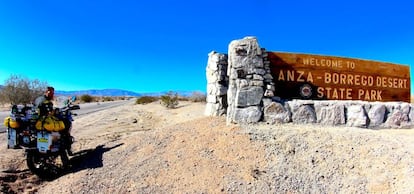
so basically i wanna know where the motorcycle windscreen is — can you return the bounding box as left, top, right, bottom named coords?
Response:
left=55, top=96, right=70, bottom=109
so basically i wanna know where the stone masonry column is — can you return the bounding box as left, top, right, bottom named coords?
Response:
left=205, top=51, right=228, bottom=116
left=226, top=37, right=265, bottom=124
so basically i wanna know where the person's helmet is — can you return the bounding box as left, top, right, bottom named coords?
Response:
left=45, top=86, right=55, bottom=100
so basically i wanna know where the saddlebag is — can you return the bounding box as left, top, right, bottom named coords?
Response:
left=3, top=116, right=20, bottom=128
left=35, top=116, right=65, bottom=132
left=4, top=117, right=21, bottom=149
left=7, top=128, right=19, bottom=149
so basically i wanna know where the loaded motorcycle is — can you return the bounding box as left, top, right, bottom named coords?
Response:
left=4, top=96, right=78, bottom=179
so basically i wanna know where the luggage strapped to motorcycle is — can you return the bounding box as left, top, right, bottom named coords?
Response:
left=7, top=117, right=11, bottom=128
left=35, top=115, right=65, bottom=132
left=4, top=116, right=19, bottom=129
left=40, top=116, right=46, bottom=131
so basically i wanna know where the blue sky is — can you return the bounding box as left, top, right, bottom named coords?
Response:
left=1, top=0, right=413, bottom=93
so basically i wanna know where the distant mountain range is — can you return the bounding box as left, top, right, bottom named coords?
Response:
left=55, top=89, right=143, bottom=97
left=55, top=89, right=204, bottom=97
left=0, top=85, right=203, bottom=97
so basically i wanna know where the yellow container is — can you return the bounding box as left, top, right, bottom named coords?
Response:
left=4, top=117, right=20, bottom=128
left=36, top=116, right=65, bottom=132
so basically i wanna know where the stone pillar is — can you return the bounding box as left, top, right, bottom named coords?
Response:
left=226, top=37, right=265, bottom=124
left=262, top=48, right=275, bottom=99
left=205, top=51, right=228, bottom=116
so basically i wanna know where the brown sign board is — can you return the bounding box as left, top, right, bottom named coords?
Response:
left=268, top=52, right=411, bottom=102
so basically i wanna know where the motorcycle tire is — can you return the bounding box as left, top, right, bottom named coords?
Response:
left=26, top=150, right=70, bottom=180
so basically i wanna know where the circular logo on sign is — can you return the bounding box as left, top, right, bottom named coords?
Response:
left=300, top=84, right=312, bottom=98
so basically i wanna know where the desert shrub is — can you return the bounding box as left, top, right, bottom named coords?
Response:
left=188, top=91, right=206, bottom=102
left=178, top=96, right=189, bottom=101
left=103, top=96, right=114, bottom=101
left=0, top=74, right=48, bottom=105
left=80, top=94, right=94, bottom=103
left=136, top=96, right=158, bottom=104
left=160, top=91, right=179, bottom=108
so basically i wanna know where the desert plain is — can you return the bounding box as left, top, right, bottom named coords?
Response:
left=1, top=100, right=414, bottom=193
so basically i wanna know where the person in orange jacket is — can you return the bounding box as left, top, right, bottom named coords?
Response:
left=34, top=86, right=55, bottom=117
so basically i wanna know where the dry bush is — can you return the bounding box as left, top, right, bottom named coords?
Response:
left=136, top=96, right=159, bottom=104
left=160, top=91, right=179, bottom=108
left=80, top=94, right=94, bottom=103
left=174, top=92, right=206, bottom=102
left=102, top=96, right=114, bottom=101
left=178, top=96, right=189, bottom=101
left=188, top=91, right=206, bottom=102
left=0, top=74, right=48, bottom=105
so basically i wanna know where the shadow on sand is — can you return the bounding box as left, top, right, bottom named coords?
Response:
left=0, top=143, right=124, bottom=192
left=68, top=143, right=124, bottom=173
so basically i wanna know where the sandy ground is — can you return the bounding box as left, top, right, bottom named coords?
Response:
left=1, top=100, right=414, bottom=193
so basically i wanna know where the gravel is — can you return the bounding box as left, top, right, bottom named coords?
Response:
left=1, top=101, right=414, bottom=193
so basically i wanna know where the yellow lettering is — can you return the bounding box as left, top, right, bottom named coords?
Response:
left=339, top=88, right=345, bottom=99
left=278, top=70, right=285, bottom=81
left=354, top=75, right=360, bottom=86
left=317, top=87, right=353, bottom=100
left=376, top=77, right=382, bottom=87
left=278, top=70, right=316, bottom=83
left=347, top=74, right=354, bottom=85
left=340, top=74, right=346, bottom=84
left=368, top=76, right=374, bottom=86
left=346, top=89, right=352, bottom=100
left=317, top=87, right=324, bottom=98
left=364, top=90, right=370, bottom=100
left=332, top=88, right=339, bottom=99
left=398, top=79, right=403, bottom=88
left=371, top=90, right=376, bottom=101
left=320, top=59, right=325, bottom=66
left=337, top=61, right=343, bottom=68
left=297, top=71, right=305, bottom=82
left=302, top=58, right=345, bottom=69
left=358, top=89, right=364, bottom=99
left=393, top=78, right=398, bottom=88
left=356, top=89, right=383, bottom=101
left=326, top=59, right=331, bottom=67
left=287, top=70, right=295, bottom=81
left=325, top=87, right=332, bottom=98
left=361, top=75, right=367, bottom=86
left=332, top=73, right=339, bottom=84
left=302, top=58, right=310, bottom=65
left=322, top=73, right=380, bottom=87
left=310, top=58, right=316, bottom=65
left=332, top=60, right=337, bottom=67
left=377, top=90, right=382, bottom=100
left=325, top=73, right=331, bottom=84
left=307, top=72, right=314, bottom=83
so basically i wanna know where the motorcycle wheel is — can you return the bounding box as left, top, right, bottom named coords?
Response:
left=26, top=150, right=70, bottom=179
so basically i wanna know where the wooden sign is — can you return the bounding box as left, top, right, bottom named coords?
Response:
left=268, top=52, right=411, bottom=102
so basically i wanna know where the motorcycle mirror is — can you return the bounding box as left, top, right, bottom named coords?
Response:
left=71, top=96, right=77, bottom=102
